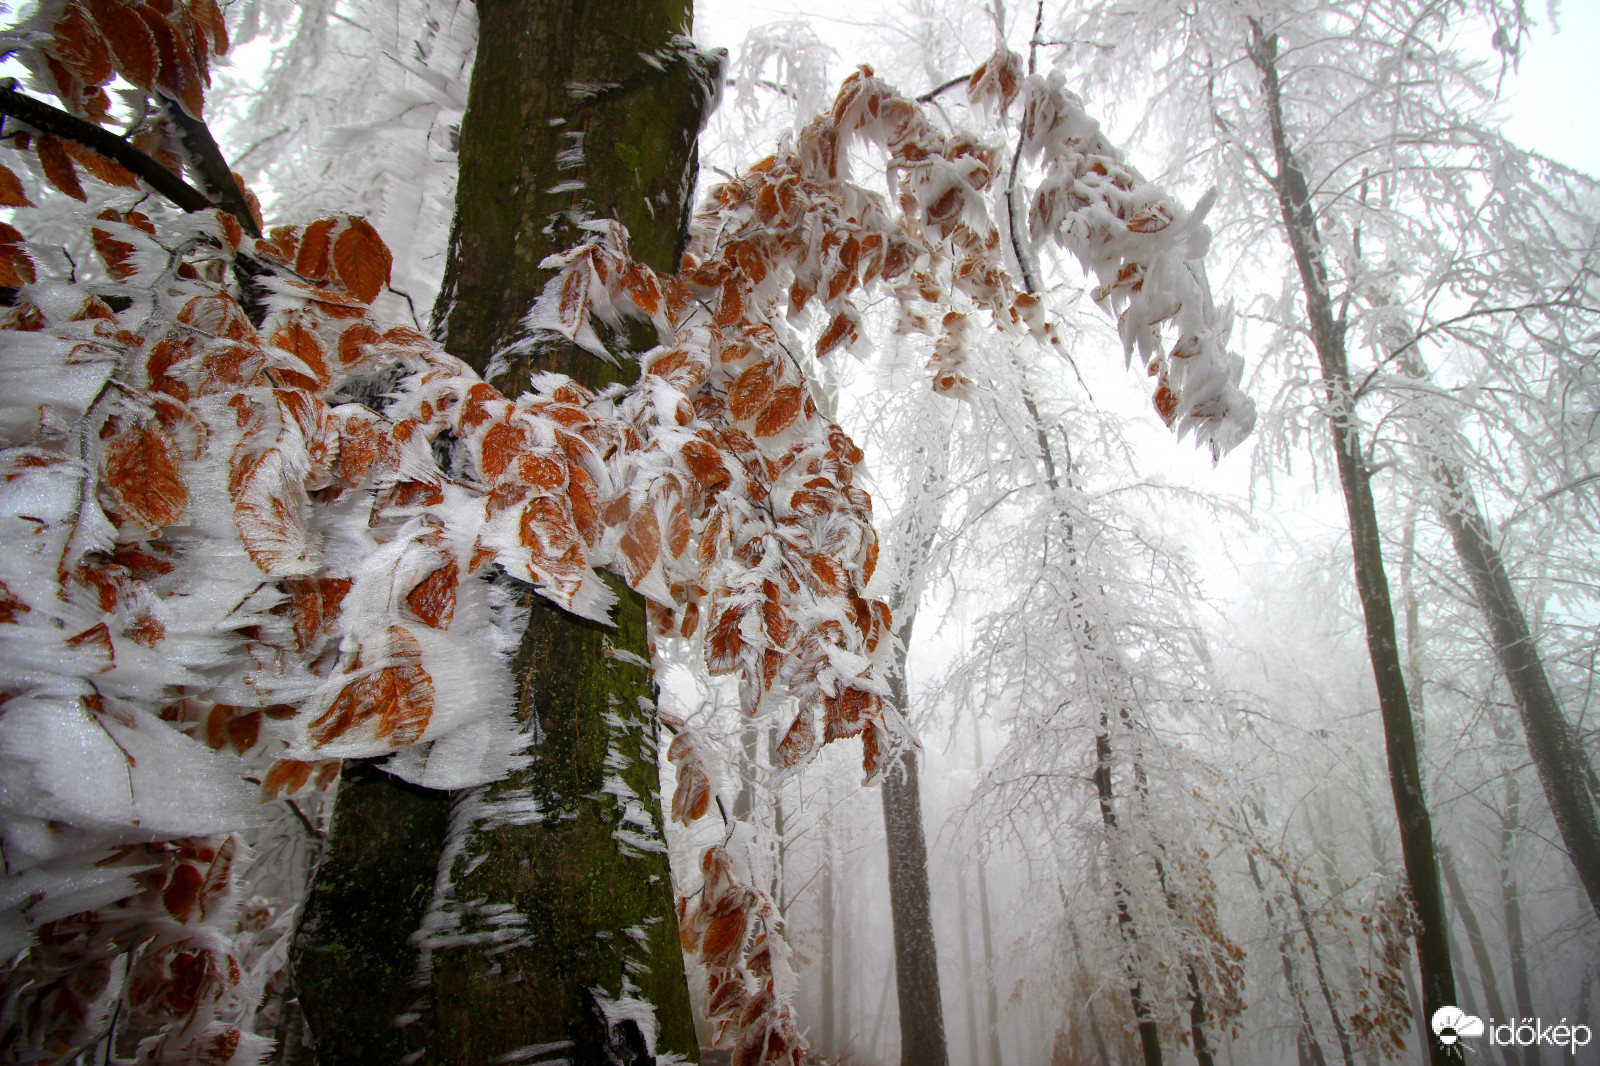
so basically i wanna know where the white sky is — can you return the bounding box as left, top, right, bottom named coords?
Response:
left=1501, top=0, right=1600, bottom=176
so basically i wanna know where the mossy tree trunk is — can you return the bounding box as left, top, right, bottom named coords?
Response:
left=293, top=2, right=718, bottom=1062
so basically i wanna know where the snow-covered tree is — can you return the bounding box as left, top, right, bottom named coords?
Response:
left=0, top=2, right=1253, bottom=1063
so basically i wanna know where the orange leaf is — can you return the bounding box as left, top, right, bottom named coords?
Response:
left=700, top=909, right=749, bottom=967
left=104, top=421, right=188, bottom=529
left=728, top=360, right=775, bottom=421
left=270, top=319, right=330, bottom=390
left=707, top=605, right=744, bottom=673
left=817, top=310, right=858, bottom=357
left=1153, top=379, right=1178, bottom=426
left=332, top=218, right=392, bottom=305
left=262, top=759, right=313, bottom=800
left=64, top=138, right=137, bottom=188
left=714, top=275, right=745, bottom=327
left=0, top=244, right=36, bottom=288
left=667, top=499, right=691, bottom=558
left=309, top=626, right=434, bottom=746
left=681, top=439, right=731, bottom=494
left=479, top=422, right=527, bottom=484
left=295, top=218, right=334, bottom=280
left=407, top=563, right=458, bottom=629
left=754, top=384, right=803, bottom=438
left=556, top=261, right=590, bottom=338
left=36, top=135, right=86, bottom=201
left=567, top=464, right=601, bottom=547
left=0, top=165, right=32, bottom=208
left=337, top=322, right=380, bottom=367
left=86, top=0, right=158, bottom=88
left=776, top=708, right=815, bottom=766
left=619, top=505, right=661, bottom=586
left=51, top=3, right=114, bottom=87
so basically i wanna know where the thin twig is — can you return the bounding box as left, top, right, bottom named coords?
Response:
left=917, top=74, right=971, bottom=103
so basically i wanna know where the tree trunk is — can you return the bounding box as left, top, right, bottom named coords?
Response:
left=821, top=824, right=836, bottom=1059
left=1499, top=773, right=1543, bottom=1066
left=1246, top=848, right=1327, bottom=1066
left=958, top=864, right=984, bottom=1066
left=1069, top=920, right=1115, bottom=1066
left=1431, top=459, right=1600, bottom=924
left=1247, top=24, right=1456, bottom=1054
left=976, top=858, right=1004, bottom=1066
left=1094, top=724, right=1163, bottom=1066
left=1437, top=845, right=1509, bottom=1025
left=879, top=590, right=949, bottom=1066
left=294, top=2, right=714, bottom=1061
left=880, top=743, right=950, bottom=1066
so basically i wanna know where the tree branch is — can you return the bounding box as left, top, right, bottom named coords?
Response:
left=917, top=74, right=970, bottom=103
left=0, top=86, right=214, bottom=215
left=160, top=95, right=262, bottom=237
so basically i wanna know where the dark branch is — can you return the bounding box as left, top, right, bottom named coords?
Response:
left=917, top=74, right=971, bottom=103
left=160, top=95, right=262, bottom=237
left=0, top=86, right=214, bottom=215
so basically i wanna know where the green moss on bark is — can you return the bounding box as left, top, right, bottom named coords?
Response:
left=294, top=1, right=711, bottom=1061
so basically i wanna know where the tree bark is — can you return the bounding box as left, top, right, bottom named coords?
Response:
left=880, top=563, right=949, bottom=1065
left=957, top=864, right=984, bottom=1066
left=1247, top=23, right=1457, bottom=1055
left=1437, top=844, right=1509, bottom=1026
left=976, top=857, right=1004, bottom=1066
left=880, top=742, right=950, bottom=1066
left=295, top=2, right=715, bottom=1061
left=1246, top=848, right=1328, bottom=1066
left=821, top=821, right=836, bottom=1059
left=1094, top=723, right=1163, bottom=1066
left=1499, top=773, right=1543, bottom=1066
left=1431, top=459, right=1600, bottom=924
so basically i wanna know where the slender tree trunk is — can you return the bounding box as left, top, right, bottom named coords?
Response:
left=822, top=822, right=837, bottom=1060
left=1247, top=849, right=1328, bottom=1066
left=1069, top=920, right=1115, bottom=1066
left=879, top=592, right=950, bottom=1066
left=976, top=858, right=1004, bottom=1066
left=1437, top=845, right=1509, bottom=1024
left=958, top=864, right=984, bottom=1066
left=1431, top=459, right=1600, bottom=923
left=880, top=741, right=950, bottom=1066
left=294, top=2, right=714, bottom=1061
left=1247, top=25, right=1456, bottom=1053
left=1246, top=810, right=1355, bottom=1066
left=1499, top=774, right=1543, bottom=1066
left=1094, top=723, right=1163, bottom=1066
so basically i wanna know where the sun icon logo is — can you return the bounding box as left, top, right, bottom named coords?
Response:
left=1432, top=1006, right=1485, bottom=1049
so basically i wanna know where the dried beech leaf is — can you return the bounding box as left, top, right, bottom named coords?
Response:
left=309, top=625, right=434, bottom=746
left=86, top=0, right=158, bottom=88
left=0, top=165, right=32, bottom=208
left=332, top=218, right=392, bottom=305
left=619, top=505, right=661, bottom=586
left=754, top=385, right=803, bottom=438
left=104, top=421, right=188, bottom=529
left=728, top=360, right=775, bottom=421
left=295, top=218, right=335, bottom=280
left=36, top=135, right=86, bottom=201
left=407, top=563, right=458, bottom=629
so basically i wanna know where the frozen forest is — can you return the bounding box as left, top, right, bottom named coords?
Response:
left=0, top=0, right=1596, bottom=1064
